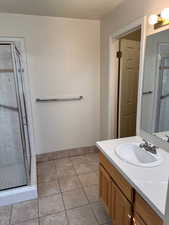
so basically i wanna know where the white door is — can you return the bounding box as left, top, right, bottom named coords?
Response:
left=118, top=39, right=140, bottom=138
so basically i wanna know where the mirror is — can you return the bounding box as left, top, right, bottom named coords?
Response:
left=141, top=29, right=169, bottom=143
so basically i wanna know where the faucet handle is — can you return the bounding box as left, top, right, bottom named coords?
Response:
left=151, top=145, right=158, bottom=154
left=142, top=139, right=149, bottom=146
left=139, top=139, right=148, bottom=148
left=166, top=135, right=169, bottom=142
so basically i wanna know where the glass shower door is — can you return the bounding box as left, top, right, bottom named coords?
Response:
left=14, top=47, right=31, bottom=177
left=0, top=43, right=28, bottom=190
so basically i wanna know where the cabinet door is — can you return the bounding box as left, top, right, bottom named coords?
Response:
left=134, top=193, right=163, bottom=225
left=133, top=213, right=146, bottom=225
left=111, top=181, right=132, bottom=225
left=99, top=165, right=112, bottom=215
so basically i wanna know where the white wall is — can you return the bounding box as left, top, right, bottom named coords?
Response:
left=0, top=13, right=100, bottom=154
left=100, top=0, right=169, bottom=139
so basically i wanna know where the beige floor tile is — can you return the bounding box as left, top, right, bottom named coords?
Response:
left=38, top=194, right=64, bottom=217
left=79, top=172, right=99, bottom=187
left=71, top=154, right=99, bottom=174
left=56, top=166, right=76, bottom=178
left=38, top=161, right=57, bottom=183
left=13, top=219, right=39, bottom=225
left=62, top=188, right=88, bottom=209
left=39, top=211, right=68, bottom=225
left=84, top=184, right=99, bottom=203
left=0, top=205, right=11, bottom=225
left=59, top=176, right=81, bottom=192
left=67, top=205, right=98, bottom=225
left=72, top=162, right=92, bottom=175
left=11, top=200, right=38, bottom=224
left=38, top=180, right=60, bottom=197
left=86, top=162, right=99, bottom=173
left=84, top=153, right=99, bottom=163
left=54, top=157, right=76, bottom=177
left=37, top=161, right=55, bottom=173
left=91, top=202, right=111, bottom=224
left=54, top=158, right=73, bottom=169
left=70, top=155, right=87, bottom=164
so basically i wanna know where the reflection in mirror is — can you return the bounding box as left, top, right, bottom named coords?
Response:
left=141, top=29, right=169, bottom=143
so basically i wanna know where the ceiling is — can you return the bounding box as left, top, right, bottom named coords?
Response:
left=0, top=0, right=124, bottom=19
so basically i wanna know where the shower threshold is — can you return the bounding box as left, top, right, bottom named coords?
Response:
left=0, top=156, right=37, bottom=206
left=0, top=163, right=27, bottom=191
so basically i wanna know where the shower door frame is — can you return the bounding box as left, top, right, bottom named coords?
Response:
left=0, top=38, right=35, bottom=187
left=12, top=44, right=31, bottom=182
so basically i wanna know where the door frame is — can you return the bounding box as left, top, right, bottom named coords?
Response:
left=108, top=16, right=147, bottom=139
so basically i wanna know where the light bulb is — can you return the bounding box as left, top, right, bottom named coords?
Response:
left=148, top=14, right=158, bottom=25
left=161, top=8, right=169, bottom=20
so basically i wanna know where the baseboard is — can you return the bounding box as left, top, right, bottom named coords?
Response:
left=37, top=145, right=98, bottom=163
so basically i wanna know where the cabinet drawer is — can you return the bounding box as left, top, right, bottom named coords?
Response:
left=99, top=152, right=133, bottom=202
left=134, top=193, right=163, bottom=225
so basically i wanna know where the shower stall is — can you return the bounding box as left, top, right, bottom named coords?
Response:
left=0, top=40, right=37, bottom=205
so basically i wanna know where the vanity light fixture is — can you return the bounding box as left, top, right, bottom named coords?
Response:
left=161, top=8, right=169, bottom=20
left=148, top=14, right=159, bottom=25
left=149, top=8, right=169, bottom=29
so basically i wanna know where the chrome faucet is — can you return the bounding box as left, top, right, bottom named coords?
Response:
left=139, top=139, right=158, bottom=154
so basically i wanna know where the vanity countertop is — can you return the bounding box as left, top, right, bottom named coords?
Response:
left=96, top=136, right=169, bottom=219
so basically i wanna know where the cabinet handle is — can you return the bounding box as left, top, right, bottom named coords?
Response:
left=128, top=214, right=131, bottom=219
left=133, top=218, right=136, bottom=225
left=128, top=214, right=132, bottom=225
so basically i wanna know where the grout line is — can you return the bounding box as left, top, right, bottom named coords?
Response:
left=9, top=214, right=39, bottom=225
left=71, top=158, right=100, bottom=225
left=8, top=199, right=39, bottom=225
left=56, top=174, right=71, bottom=225
left=89, top=203, right=100, bottom=225
left=59, top=183, right=70, bottom=225
left=37, top=210, right=64, bottom=219
left=37, top=191, right=40, bottom=225
left=9, top=205, right=13, bottom=225
left=71, top=160, right=89, bottom=198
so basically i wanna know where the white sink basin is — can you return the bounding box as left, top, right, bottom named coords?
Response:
left=115, top=143, right=163, bottom=167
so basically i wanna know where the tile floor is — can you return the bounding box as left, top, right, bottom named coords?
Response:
left=0, top=152, right=113, bottom=225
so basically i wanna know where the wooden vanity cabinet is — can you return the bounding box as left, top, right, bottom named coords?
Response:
left=99, top=164, right=132, bottom=225
left=99, top=165, right=112, bottom=215
left=99, top=152, right=163, bottom=225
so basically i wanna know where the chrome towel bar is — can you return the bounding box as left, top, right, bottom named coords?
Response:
left=142, top=91, right=153, bottom=95
left=36, top=96, right=83, bottom=102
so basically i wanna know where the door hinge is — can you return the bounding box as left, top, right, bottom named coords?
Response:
left=116, top=51, right=122, bottom=58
